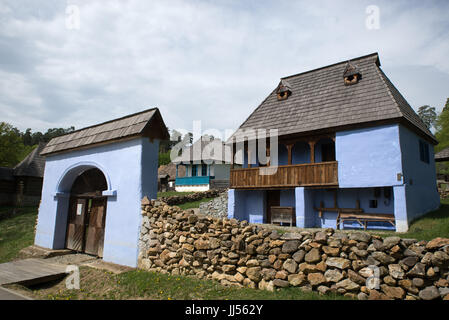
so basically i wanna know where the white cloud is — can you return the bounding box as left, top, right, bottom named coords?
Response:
left=0, top=0, right=448, bottom=134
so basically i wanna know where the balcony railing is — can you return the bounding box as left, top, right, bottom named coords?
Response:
left=230, top=161, right=338, bottom=189
left=176, top=176, right=210, bottom=186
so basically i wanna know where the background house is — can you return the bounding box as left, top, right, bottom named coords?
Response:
left=157, top=162, right=185, bottom=192
left=0, top=142, right=46, bottom=206
left=227, top=52, right=439, bottom=232
left=173, top=137, right=231, bottom=192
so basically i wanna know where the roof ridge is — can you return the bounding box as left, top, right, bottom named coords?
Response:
left=50, top=107, right=158, bottom=140
left=281, top=52, right=379, bottom=80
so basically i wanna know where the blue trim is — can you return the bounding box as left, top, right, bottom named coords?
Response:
left=176, top=176, right=210, bottom=185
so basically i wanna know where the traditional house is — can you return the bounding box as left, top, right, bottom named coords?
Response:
left=34, top=108, right=169, bottom=267
left=157, top=162, right=185, bottom=191
left=0, top=142, right=46, bottom=206
left=173, top=137, right=231, bottom=192
left=227, top=53, right=439, bottom=232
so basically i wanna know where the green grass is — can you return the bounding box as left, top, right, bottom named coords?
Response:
left=370, top=198, right=449, bottom=240
left=177, top=198, right=214, bottom=210
left=157, top=191, right=195, bottom=198
left=9, top=267, right=347, bottom=300
left=0, top=206, right=38, bottom=263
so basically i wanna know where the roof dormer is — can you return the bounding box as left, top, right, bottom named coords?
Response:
left=343, top=62, right=362, bottom=85
left=276, top=79, right=292, bottom=100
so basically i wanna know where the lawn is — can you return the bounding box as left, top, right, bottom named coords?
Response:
left=157, top=191, right=195, bottom=198
left=0, top=206, right=38, bottom=263
left=6, top=266, right=346, bottom=300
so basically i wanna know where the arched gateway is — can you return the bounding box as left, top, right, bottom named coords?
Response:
left=34, top=108, right=169, bottom=267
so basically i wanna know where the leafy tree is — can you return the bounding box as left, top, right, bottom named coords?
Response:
left=0, top=122, right=28, bottom=167
left=418, top=105, right=437, bottom=130
left=434, top=99, right=449, bottom=175
left=443, top=98, right=449, bottom=112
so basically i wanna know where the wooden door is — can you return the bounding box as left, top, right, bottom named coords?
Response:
left=266, top=190, right=280, bottom=223
left=84, top=197, right=107, bottom=257
left=66, top=197, right=87, bottom=252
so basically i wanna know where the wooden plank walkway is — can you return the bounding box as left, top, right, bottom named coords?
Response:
left=0, top=258, right=69, bottom=286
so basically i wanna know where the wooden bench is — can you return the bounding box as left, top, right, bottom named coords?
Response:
left=336, top=212, right=395, bottom=230
left=270, top=206, right=296, bottom=226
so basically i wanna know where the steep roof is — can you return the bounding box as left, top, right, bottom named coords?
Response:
left=230, top=53, right=436, bottom=144
left=41, top=108, right=169, bottom=156
left=13, top=142, right=46, bottom=177
left=173, top=137, right=231, bottom=164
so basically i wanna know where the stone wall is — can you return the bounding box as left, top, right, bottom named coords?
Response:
left=160, top=189, right=221, bottom=206
left=199, top=191, right=228, bottom=219
left=138, top=199, right=449, bottom=300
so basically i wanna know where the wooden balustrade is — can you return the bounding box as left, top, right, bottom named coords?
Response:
left=229, top=161, right=338, bottom=189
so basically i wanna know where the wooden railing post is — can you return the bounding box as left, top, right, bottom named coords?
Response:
left=309, top=141, right=316, bottom=163
left=286, top=144, right=293, bottom=165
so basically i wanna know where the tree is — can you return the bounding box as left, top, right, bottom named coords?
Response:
left=443, top=98, right=449, bottom=112
left=0, top=122, right=28, bottom=167
left=418, top=105, right=437, bottom=130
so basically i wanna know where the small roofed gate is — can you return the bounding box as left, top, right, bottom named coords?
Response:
left=65, top=168, right=107, bottom=257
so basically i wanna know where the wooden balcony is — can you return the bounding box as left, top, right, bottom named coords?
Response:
left=230, top=161, right=338, bottom=189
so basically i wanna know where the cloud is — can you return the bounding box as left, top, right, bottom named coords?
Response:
left=0, top=0, right=448, bottom=135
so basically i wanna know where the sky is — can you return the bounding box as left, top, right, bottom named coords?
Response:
left=0, top=0, right=448, bottom=140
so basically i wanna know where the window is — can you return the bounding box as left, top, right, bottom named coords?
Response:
left=419, top=140, right=429, bottom=164
left=321, top=143, right=336, bottom=162
left=191, top=165, right=197, bottom=177
left=201, top=164, right=208, bottom=176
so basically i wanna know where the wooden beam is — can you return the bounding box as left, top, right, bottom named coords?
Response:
left=309, top=141, right=316, bottom=163
left=286, top=144, right=293, bottom=165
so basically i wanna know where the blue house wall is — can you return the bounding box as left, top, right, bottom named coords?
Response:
left=35, top=137, right=159, bottom=267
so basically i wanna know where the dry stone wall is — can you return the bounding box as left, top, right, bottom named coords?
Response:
left=199, top=191, right=228, bottom=219
left=138, top=199, right=449, bottom=300
left=160, top=190, right=220, bottom=206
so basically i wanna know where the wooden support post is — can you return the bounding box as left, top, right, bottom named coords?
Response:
left=231, top=143, right=235, bottom=169
left=248, top=148, right=252, bottom=168
left=286, top=144, right=293, bottom=165
left=266, top=146, right=270, bottom=167
left=309, top=140, right=316, bottom=163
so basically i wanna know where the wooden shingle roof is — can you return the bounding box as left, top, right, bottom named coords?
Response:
left=230, top=53, right=436, bottom=144
left=435, top=147, right=449, bottom=162
left=41, top=108, right=169, bottom=156
left=14, top=142, right=46, bottom=177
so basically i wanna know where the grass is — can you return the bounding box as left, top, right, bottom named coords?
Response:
left=6, top=266, right=347, bottom=300
left=370, top=198, right=449, bottom=240
left=0, top=206, right=38, bottom=263
left=177, top=198, right=215, bottom=210
left=157, top=191, right=195, bottom=198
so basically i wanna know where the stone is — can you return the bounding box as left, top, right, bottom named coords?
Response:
left=243, top=278, right=256, bottom=289
left=314, top=231, right=328, bottom=243
left=282, top=240, right=300, bottom=253
left=280, top=232, right=302, bottom=240
left=412, top=277, right=425, bottom=288
left=246, top=259, right=259, bottom=267
left=194, top=239, right=209, bottom=250
left=283, top=259, right=298, bottom=274
left=322, top=246, right=340, bottom=256
left=381, top=284, right=405, bottom=299
left=426, top=237, right=449, bottom=250
left=246, top=267, right=262, bottom=282
left=383, top=236, right=401, bottom=249
left=275, top=270, right=288, bottom=280
left=368, top=289, right=391, bottom=300
left=349, top=232, right=371, bottom=243
left=317, top=285, right=330, bottom=295
left=435, top=278, right=449, bottom=287
left=401, top=256, right=418, bottom=267
left=261, top=268, right=276, bottom=281
left=431, top=251, right=449, bottom=267
left=383, top=276, right=396, bottom=286
left=307, top=272, right=326, bottom=286
left=347, top=269, right=366, bottom=285
left=335, top=279, right=360, bottom=291
left=439, top=287, right=449, bottom=298
left=324, top=269, right=343, bottom=283
left=258, top=279, right=274, bottom=291
left=370, top=252, right=395, bottom=264
left=288, top=274, right=306, bottom=286
left=305, top=248, right=321, bottom=263
left=398, top=279, right=419, bottom=295
left=388, top=264, right=405, bottom=279
left=209, top=238, right=221, bottom=249
left=298, top=263, right=318, bottom=274
left=357, top=292, right=368, bottom=300
left=419, top=286, right=440, bottom=300
left=273, top=279, right=290, bottom=288
left=407, top=263, right=426, bottom=277
left=292, top=250, right=306, bottom=263
left=326, top=257, right=351, bottom=269
left=222, top=265, right=236, bottom=273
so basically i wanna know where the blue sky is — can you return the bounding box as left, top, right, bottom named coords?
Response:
left=0, top=0, right=448, bottom=138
